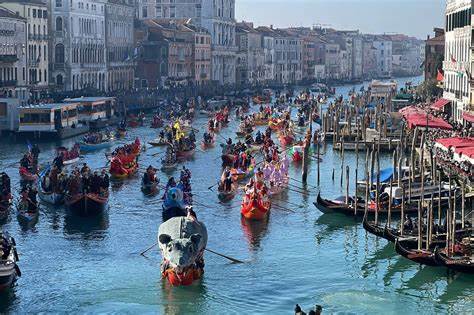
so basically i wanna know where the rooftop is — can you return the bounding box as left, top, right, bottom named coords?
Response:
left=64, top=96, right=115, bottom=103
left=20, top=103, right=77, bottom=110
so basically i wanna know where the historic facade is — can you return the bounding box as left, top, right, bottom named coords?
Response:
left=0, top=0, right=48, bottom=100
left=49, top=0, right=107, bottom=92
left=0, top=7, right=27, bottom=103
left=105, top=0, right=135, bottom=92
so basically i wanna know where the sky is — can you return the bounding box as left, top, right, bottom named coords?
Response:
left=236, top=0, right=445, bottom=39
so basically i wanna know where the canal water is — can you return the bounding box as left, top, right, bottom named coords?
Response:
left=0, top=75, right=472, bottom=314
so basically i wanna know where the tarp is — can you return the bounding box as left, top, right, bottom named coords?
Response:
left=405, top=113, right=452, bottom=130
left=462, top=111, right=474, bottom=123
left=430, top=98, right=450, bottom=111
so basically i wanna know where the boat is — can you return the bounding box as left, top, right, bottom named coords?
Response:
left=0, top=233, right=20, bottom=291
left=116, top=128, right=127, bottom=138
left=56, top=144, right=80, bottom=165
left=149, top=138, right=169, bottom=147
left=65, top=192, right=108, bottom=216
left=79, top=140, right=113, bottom=152
left=231, top=166, right=254, bottom=182
left=158, top=216, right=207, bottom=286
left=395, top=237, right=439, bottom=267
left=141, top=181, right=160, bottom=196
left=241, top=196, right=271, bottom=220
left=218, top=185, right=237, bottom=202
left=200, top=136, right=215, bottom=150
left=0, top=200, right=11, bottom=222
left=16, top=200, right=39, bottom=225
left=37, top=179, right=65, bottom=205
left=176, top=148, right=195, bottom=160
left=435, top=246, right=474, bottom=273
left=109, top=153, right=139, bottom=180
left=19, top=167, right=37, bottom=182
left=221, top=153, right=236, bottom=166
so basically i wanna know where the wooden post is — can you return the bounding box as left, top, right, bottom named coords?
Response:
left=354, top=167, right=358, bottom=216
left=417, top=200, right=422, bottom=251
left=317, top=137, right=320, bottom=186
left=375, top=146, right=380, bottom=225
left=388, top=177, right=393, bottom=228
left=340, top=136, right=345, bottom=187
left=428, top=193, right=434, bottom=249
left=461, top=180, right=465, bottom=229
left=438, top=171, right=442, bottom=227
left=345, top=166, right=350, bottom=205
left=400, top=187, right=405, bottom=236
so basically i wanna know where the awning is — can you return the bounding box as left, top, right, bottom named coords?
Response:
left=462, top=111, right=474, bottom=123
left=405, top=113, right=452, bottom=130
left=430, top=98, right=450, bottom=111
left=435, top=137, right=474, bottom=150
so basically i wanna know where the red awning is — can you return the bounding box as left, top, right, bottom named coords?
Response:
left=455, top=147, right=474, bottom=159
left=462, top=111, right=474, bottom=123
left=399, top=105, right=426, bottom=117
left=405, top=113, right=452, bottom=130
left=436, top=137, right=474, bottom=149
left=430, top=98, right=450, bottom=111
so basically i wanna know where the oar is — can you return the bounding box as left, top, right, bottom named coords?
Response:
left=289, top=177, right=319, bottom=190
left=140, top=243, right=157, bottom=256
left=272, top=203, right=295, bottom=213
left=205, top=248, right=246, bottom=264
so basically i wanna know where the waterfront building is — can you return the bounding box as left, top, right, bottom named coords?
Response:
left=0, top=0, right=49, bottom=101
left=255, top=26, right=275, bottom=84
left=325, top=42, right=341, bottom=80
left=49, top=0, right=107, bottom=92
left=185, top=23, right=211, bottom=86
left=64, top=96, right=116, bottom=129
left=443, top=0, right=471, bottom=123
left=372, top=37, right=393, bottom=78
left=0, top=97, right=20, bottom=133
left=136, top=0, right=237, bottom=85
left=362, top=38, right=377, bottom=79
left=236, top=22, right=264, bottom=86
left=105, top=0, right=135, bottom=92
left=0, top=7, right=27, bottom=104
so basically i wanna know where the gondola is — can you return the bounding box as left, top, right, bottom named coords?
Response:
left=19, top=167, right=37, bottom=182
left=218, top=184, right=237, bottom=202
left=395, top=237, right=439, bottom=267
left=79, top=140, right=113, bottom=152
left=176, top=148, right=195, bottom=160
left=241, top=197, right=271, bottom=220
left=0, top=233, right=20, bottom=291
left=148, top=138, right=169, bottom=147
left=65, top=192, right=109, bottom=216
left=435, top=247, right=474, bottom=274
left=141, top=180, right=160, bottom=196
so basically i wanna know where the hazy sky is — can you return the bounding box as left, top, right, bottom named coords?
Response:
left=236, top=0, right=445, bottom=39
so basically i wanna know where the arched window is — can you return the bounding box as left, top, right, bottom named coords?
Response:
left=56, top=17, right=63, bottom=31
left=55, top=44, right=64, bottom=63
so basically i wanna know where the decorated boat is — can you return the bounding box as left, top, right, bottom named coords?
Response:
left=0, top=233, right=20, bottom=291
left=241, top=195, right=271, bottom=220
left=278, top=132, right=295, bottom=146
left=110, top=155, right=138, bottom=180
left=231, top=166, right=254, bottom=182
left=19, top=167, right=37, bottom=182
left=65, top=192, right=109, bottom=216
left=158, top=216, right=207, bottom=286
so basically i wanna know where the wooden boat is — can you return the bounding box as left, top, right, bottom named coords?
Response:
left=110, top=161, right=138, bottom=180
left=19, top=167, right=37, bottom=182
left=395, top=237, right=439, bottom=267
left=16, top=201, right=39, bottom=225
left=148, top=138, right=169, bottom=147
left=435, top=247, right=474, bottom=273
left=236, top=127, right=253, bottom=138
left=230, top=167, right=254, bottom=182
left=313, top=193, right=419, bottom=216
left=0, top=234, right=19, bottom=291
left=161, top=160, right=177, bottom=172
left=200, top=139, right=215, bottom=150
left=79, top=140, right=113, bottom=152
left=241, top=197, right=271, bottom=220
left=0, top=200, right=11, bottom=222
left=176, top=148, right=195, bottom=160
left=65, top=192, right=108, bottom=216
left=218, top=184, right=237, bottom=202
left=141, top=181, right=160, bottom=196
left=38, top=186, right=64, bottom=205
left=56, top=145, right=80, bottom=165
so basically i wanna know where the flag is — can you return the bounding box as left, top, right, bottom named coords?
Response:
left=437, top=69, right=444, bottom=82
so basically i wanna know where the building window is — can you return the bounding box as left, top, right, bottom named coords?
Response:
left=56, top=74, right=63, bottom=86
left=55, top=44, right=65, bottom=63
left=142, top=6, right=147, bottom=18
left=56, top=0, right=62, bottom=8
left=56, top=17, right=63, bottom=31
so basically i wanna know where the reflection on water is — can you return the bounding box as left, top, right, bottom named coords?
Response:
left=0, top=287, right=17, bottom=313
left=63, top=210, right=109, bottom=240
left=241, top=216, right=270, bottom=251
left=159, top=280, right=208, bottom=315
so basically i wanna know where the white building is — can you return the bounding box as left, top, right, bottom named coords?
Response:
left=49, top=0, right=107, bottom=92
left=373, top=38, right=393, bottom=78
left=444, top=0, right=471, bottom=122
left=0, top=7, right=28, bottom=104
left=0, top=0, right=49, bottom=100
left=136, top=0, right=237, bottom=85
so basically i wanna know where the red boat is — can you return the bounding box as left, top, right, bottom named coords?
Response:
left=110, top=156, right=138, bottom=180
left=241, top=195, right=271, bottom=220
left=163, top=267, right=203, bottom=286
left=19, top=167, right=37, bottom=182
